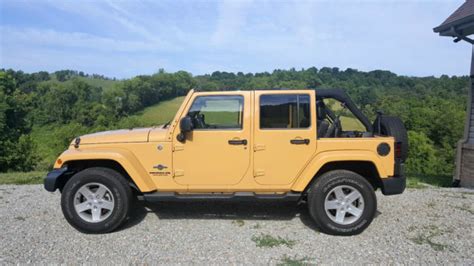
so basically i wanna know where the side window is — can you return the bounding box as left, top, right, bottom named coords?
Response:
left=187, top=95, right=244, bottom=129
left=322, top=99, right=365, bottom=131
left=260, top=94, right=310, bottom=129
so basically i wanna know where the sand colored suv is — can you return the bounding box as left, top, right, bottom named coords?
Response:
left=45, top=89, right=407, bottom=235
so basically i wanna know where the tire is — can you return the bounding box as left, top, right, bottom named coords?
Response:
left=61, top=167, right=132, bottom=234
left=307, top=170, right=377, bottom=236
left=375, top=115, right=408, bottom=162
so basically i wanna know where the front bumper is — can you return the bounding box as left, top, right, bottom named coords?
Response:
left=381, top=162, right=406, bottom=195
left=44, top=167, right=70, bottom=192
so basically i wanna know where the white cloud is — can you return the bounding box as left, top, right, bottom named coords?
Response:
left=0, top=26, right=175, bottom=53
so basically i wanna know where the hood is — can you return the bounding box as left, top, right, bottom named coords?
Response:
left=74, top=127, right=153, bottom=145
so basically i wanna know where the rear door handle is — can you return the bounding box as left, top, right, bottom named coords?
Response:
left=290, top=139, right=310, bottom=145
left=228, top=139, right=248, bottom=145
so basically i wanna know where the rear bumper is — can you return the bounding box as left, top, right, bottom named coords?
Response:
left=381, top=162, right=406, bottom=195
left=44, top=167, right=70, bottom=192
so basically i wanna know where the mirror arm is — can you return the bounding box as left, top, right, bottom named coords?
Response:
left=177, top=132, right=186, bottom=143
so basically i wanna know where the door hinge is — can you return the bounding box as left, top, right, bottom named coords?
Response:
left=174, top=169, right=184, bottom=177
left=254, top=144, right=265, bottom=152
left=254, top=169, right=265, bottom=177
left=173, top=144, right=184, bottom=152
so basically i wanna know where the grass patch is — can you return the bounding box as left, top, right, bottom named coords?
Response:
left=0, top=171, right=46, bottom=185
left=14, top=216, right=26, bottom=221
left=406, top=174, right=452, bottom=189
left=251, top=234, right=296, bottom=248
left=278, top=255, right=313, bottom=266
left=408, top=225, right=453, bottom=251
left=253, top=223, right=262, bottom=229
left=232, top=219, right=245, bottom=227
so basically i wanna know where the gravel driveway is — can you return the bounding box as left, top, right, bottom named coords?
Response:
left=0, top=185, right=473, bottom=264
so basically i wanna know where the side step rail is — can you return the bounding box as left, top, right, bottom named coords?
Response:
left=140, top=191, right=302, bottom=202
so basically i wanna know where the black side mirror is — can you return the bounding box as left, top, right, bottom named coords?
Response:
left=180, top=116, right=194, bottom=133
left=177, top=116, right=193, bottom=142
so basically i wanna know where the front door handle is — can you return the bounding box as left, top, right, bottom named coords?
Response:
left=290, top=139, right=310, bottom=145
left=228, top=139, right=248, bottom=145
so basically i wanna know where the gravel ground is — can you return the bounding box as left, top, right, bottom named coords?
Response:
left=0, top=185, right=473, bottom=264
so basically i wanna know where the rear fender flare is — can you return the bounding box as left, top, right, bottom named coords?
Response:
left=291, top=150, right=388, bottom=192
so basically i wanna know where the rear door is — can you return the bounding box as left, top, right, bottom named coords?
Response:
left=253, top=91, right=317, bottom=185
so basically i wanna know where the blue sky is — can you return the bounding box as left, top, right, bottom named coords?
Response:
left=0, top=0, right=470, bottom=78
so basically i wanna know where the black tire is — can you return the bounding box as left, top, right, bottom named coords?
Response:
left=307, top=170, right=377, bottom=236
left=376, top=115, right=408, bottom=162
left=61, top=167, right=132, bottom=234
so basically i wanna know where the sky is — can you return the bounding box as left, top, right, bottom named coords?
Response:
left=0, top=0, right=471, bottom=79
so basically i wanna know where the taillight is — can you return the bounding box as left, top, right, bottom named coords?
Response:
left=395, top=142, right=402, bottom=158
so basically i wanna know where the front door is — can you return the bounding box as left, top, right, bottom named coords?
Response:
left=253, top=91, right=317, bottom=185
left=173, top=92, right=251, bottom=187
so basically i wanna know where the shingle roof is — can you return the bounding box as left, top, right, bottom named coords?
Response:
left=434, top=0, right=474, bottom=37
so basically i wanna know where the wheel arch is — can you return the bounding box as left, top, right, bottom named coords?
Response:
left=55, top=149, right=156, bottom=193
left=305, top=161, right=382, bottom=193
left=292, top=158, right=384, bottom=193
left=63, top=159, right=142, bottom=193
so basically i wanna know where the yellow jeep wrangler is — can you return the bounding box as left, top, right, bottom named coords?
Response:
left=44, top=89, right=407, bottom=235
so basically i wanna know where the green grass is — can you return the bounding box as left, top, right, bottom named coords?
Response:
left=232, top=220, right=245, bottom=227
left=126, top=96, right=185, bottom=126
left=0, top=171, right=47, bottom=185
left=340, top=115, right=365, bottom=131
left=278, top=255, right=313, bottom=266
left=406, top=174, right=452, bottom=188
left=408, top=225, right=453, bottom=252
left=251, top=234, right=296, bottom=248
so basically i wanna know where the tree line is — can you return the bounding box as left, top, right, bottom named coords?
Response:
left=0, top=67, right=468, bottom=178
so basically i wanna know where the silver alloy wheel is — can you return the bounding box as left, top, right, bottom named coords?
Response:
left=324, top=185, right=365, bottom=225
left=73, top=182, right=115, bottom=223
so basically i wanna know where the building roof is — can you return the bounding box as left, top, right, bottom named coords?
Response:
left=434, top=0, right=474, bottom=39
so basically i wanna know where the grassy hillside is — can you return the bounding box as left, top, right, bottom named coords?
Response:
left=125, top=96, right=186, bottom=126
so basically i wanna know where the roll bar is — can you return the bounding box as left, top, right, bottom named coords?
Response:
left=315, top=88, right=373, bottom=132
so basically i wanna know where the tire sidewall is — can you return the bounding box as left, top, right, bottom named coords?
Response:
left=380, top=116, right=408, bottom=162
left=61, top=169, right=130, bottom=234
left=309, top=171, right=376, bottom=235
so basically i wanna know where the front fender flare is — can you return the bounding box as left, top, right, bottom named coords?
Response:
left=55, top=148, right=156, bottom=192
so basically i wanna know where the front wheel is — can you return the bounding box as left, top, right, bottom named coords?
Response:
left=307, top=170, right=377, bottom=236
left=61, top=167, right=132, bottom=234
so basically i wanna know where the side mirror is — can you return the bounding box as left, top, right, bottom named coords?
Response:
left=177, top=116, right=193, bottom=142
left=180, top=116, right=194, bottom=133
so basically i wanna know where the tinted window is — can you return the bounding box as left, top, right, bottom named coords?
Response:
left=188, top=95, right=243, bottom=129
left=260, top=94, right=310, bottom=129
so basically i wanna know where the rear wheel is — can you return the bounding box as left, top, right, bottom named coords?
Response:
left=61, top=167, right=132, bottom=234
left=307, top=170, right=376, bottom=236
